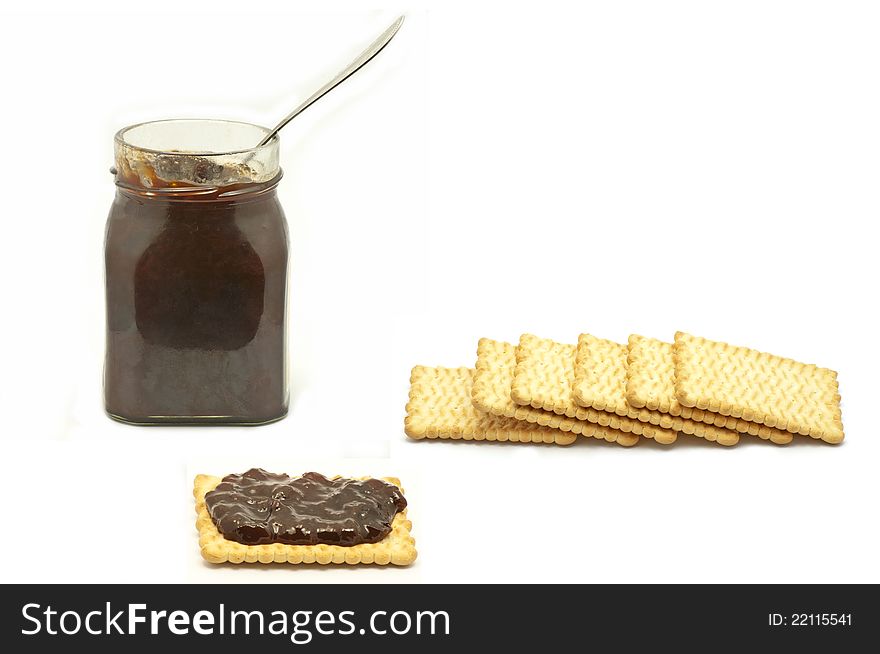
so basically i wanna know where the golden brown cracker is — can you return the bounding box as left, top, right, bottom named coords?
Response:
left=573, top=333, right=739, bottom=446
left=574, top=333, right=635, bottom=416
left=194, top=475, right=416, bottom=566
left=673, top=332, right=844, bottom=444
left=626, top=334, right=794, bottom=444
left=472, top=338, right=640, bottom=446
left=405, top=365, right=573, bottom=444
left=511, top=334, right=677, bottom=444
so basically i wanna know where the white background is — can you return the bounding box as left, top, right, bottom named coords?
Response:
left=0, top=0, right=877, bottom=584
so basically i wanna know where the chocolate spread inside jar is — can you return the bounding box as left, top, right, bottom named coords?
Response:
left=104, top=120, right=289, bottom=425
left=205, top=468, right=408, bottom=546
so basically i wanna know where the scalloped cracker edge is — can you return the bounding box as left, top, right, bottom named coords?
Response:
left=472, top=338, right=640, bottom=446
left=672, top=332, right=843, bottom=444
left=194, top=474, right=417, bottom=566
left=510, top=334, right=678, bottom=445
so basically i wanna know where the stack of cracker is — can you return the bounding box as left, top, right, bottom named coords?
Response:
left=405, top=331, right=844, bottom=447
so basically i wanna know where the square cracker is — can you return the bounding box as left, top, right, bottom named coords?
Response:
left=472, top=338, right=640, bottom=446
left=673, top=332, right=844, bottom=444
left=574, top=333, right=740, bottom=446
left=510, top=334, right=678, bottom=445
left=194, top=474, right=417, bottom=566
left=405, top=365, right=573, bottom=444
left=626, top=334, right=794, bottom=444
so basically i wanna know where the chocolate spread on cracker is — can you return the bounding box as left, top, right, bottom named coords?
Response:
left=205, top=468, right=407, bottom=546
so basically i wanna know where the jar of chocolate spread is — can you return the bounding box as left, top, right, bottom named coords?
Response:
left=104, top=119, right=289, bottom=425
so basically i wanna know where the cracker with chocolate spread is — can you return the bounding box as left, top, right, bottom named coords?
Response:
left=194, top=469, right=416, bottom=565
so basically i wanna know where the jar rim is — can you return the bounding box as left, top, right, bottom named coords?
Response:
left=114, top=118, right=278, bottom=157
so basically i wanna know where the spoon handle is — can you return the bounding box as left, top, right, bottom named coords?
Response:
left=257, top=15, right=405, bottom=147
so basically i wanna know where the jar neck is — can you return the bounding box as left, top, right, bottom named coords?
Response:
left=115, top=170, right=282, bottom=203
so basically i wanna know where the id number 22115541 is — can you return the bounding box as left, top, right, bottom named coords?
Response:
left=769, top=613, right=852, bottom=627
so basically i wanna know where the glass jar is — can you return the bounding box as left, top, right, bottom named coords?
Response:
left=104, top=119, right=289, bottom=425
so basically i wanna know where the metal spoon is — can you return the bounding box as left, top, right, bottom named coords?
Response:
left=255, top=15, right=405, bottom=148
